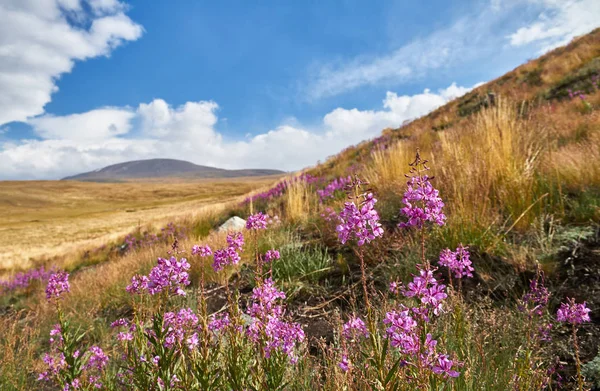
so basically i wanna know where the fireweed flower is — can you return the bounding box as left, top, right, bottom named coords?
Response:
left=248, top=278, right=286, bottom=318
left=384, top=307, right=418, bottom=353
left=432, top=354, right=460, bottom=378
left=246, top=278, right=305, bottom=363
left=126, top=256, right=191, bottom=296
left=556, top=298, right=591, bottom=324
left=212, top=246, right=241, bottom=272
left=246, top=212, right=269, bottom=230
left=226, top=232, right=245, bottom=250
left=211, top=232, right=244, bottom=272
left=342, top=316, right=369, bottom=340
left=191, top=244, right=212, bottom=257
left=85, top=346, right=109, bottom=371
left=402, top=266, right=448, bottom=319
left=336, top=192, right=384, bottom=246
left=339, top=355, right=351, bottom=372
left=398, top=175, right=446, bottom=229
left=208, top=313, right=231, bottom=332
left=49, top=324, right=63, bottom=346
left=45, top=271, right=70, bottom=300
left=263, top=249, right=281, bottom=263
left=521, top=271, right=550, bottom=317
left=162, top=308, right=199, bottom=350
left=438, top=245, right=474, bottom=279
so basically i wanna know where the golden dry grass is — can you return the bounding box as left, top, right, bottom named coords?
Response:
left=285, top=180, right=310, bottom=223
left=0, top=176, right=281, bottom=274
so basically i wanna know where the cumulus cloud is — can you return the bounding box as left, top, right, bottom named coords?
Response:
left=508, top=0, right=600, bottom=52
left=0, top=0, right=143, bottom=125
left=0, top=83, right=476, bottom=179
left=29, top=108, right=135, bottom=140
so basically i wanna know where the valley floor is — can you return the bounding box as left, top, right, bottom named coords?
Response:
left=0, top=176, right=279, bottom=275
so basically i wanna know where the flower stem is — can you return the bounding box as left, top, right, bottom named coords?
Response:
left=572, top=324, right=584, bottom=391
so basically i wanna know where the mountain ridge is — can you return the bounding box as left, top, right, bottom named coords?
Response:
left=62, top=158, right=285, bottom=181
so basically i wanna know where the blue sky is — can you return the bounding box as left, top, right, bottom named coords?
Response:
left=0, top=0, right=599, bottom=179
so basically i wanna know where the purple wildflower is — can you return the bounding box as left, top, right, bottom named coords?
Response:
left=212, top=246, right=241, bottom=272
left=403, top=266, right=447, bottom=316
left=398, top=175, right=446, bottom=229
left=339, top=355, right=351, bottom=372
left=432, top=354, right=460, bottom=378
left=263, top=249, right=281, bottom=263
left=226, top=232, right=245, bottom=250
left=246, top=212, right=269, bottom=230
left=246, top=278, right=304, bottom=363
left=384, top=307, right=418, bottom=354
left=191, top=244, right=213, bottom=257
left=438, top=245, right=474, bottom=279
left=85, top=346, right=109, bottom=371
left=126, top=256, right=190, bottom=296
left=521, top=270, right=550, bottom=317
left=45, top=271, right=70, bottom=300
left=342, top=317, right=369, bottom=340
left=336, top=192, right=384, bottom=246
left=208, top=313, right=231, bottom=332
left=557, top=298, right=591, bottom=325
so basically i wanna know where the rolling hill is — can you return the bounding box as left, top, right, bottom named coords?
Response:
left=62, top=158, right=285, bottom=181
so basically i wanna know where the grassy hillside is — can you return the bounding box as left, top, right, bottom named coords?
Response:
left=1, top=30, right=600, bottom=390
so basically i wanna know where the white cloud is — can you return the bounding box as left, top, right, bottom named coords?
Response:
left=29, top=108, right=135, bottom=140
left=0, top=83, right=476, bottom=179
left=0, top=0, right=143, bottom=126
left=138, top=99, right=222, bottom=144
left=508, top=0, right=600, bottom=52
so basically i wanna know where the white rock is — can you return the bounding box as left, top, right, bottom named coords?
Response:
left=218, top=216, right=246, bottom=232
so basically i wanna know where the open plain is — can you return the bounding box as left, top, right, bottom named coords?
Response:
left=0, top=176, right=280, bottom=274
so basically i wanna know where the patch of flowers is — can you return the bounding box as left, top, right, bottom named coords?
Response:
left=33, top=150, right=593, bottom=390
left=317, top=175, right=351, bottom=201
left=124, top=221, right=188, bottom=252
left=0, top=265, right=55, bottom=293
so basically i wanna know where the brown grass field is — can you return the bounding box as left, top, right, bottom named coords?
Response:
left=0, top=176, right=281, bottom=275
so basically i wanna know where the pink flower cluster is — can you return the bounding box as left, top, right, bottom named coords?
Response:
left=336, top=193, right=384, bottom=246
left=246, top=212, right=269, bottom=230
left=317, top=176, right=351, bottom=201
left=38, top=325, right=109, bottom=389
left=45, top=271, right=70, bottom=300
left=212, top=232, right=244, bottom=272
left=379, top=265, right=459, bottom=378
left=0, top=265, right=55, bottom=293
left=438, top=245, right=474, bottom=279
left=263, top=249, right=281, bottom=263
left=208, top=313, right=231, bottom=333
left=191, top=244, right=213, bottom=257
left=556, top=298, right=591, bottom=325
left=521, top=271, right=550, bottom=317
left=246, top=278, right=305, bottom=363
left=403, top=266, right=447, bottom=317
left=342, top=316, right=369, bottom=340
left=398, top=175, right=446, bottom=229
left=126, top=256, right=191, bottom=296
left=163, top=308, right=200, bottom=350
left=111, top=318, right=136, bottom=342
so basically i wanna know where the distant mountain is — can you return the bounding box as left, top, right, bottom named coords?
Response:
left=62, top=159, right=285, bottom=181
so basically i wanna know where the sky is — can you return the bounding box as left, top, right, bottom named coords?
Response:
left=1, top=0, right=599, bottom=180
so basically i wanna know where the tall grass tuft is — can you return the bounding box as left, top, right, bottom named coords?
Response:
left=285, top=179, right=311, bottom=223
